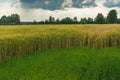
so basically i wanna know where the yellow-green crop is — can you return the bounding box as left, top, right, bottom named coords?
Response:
left=0, top=24, right=120, bottom=61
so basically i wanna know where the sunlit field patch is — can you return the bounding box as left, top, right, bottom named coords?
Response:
left=0, top=24, right=120, bottom=61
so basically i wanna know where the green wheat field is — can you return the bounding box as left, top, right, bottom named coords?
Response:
left=0, top=24, right=120, bottom=80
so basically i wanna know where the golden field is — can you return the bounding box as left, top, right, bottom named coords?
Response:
left=0, top=24, right=120, bottom=61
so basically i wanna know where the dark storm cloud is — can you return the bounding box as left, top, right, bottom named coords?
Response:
left=104, top=0, right=120, bottom=8
left=20, top=0, right=64, bottom=10
left=73, top=0, right=96, bottom=8
left=20, top=0, right=97, bottom=10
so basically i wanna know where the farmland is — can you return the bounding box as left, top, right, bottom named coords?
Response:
left=0, top=24, right=120, bottom=80
left=0, top=24, right=120, bottom=61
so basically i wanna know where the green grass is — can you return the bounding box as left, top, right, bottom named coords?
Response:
left=0, top=47, right=120, bottom=80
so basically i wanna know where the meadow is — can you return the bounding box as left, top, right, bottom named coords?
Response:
left=0, top=47, right=120, bottom=80
left=0, top=24, right=120, bottom=61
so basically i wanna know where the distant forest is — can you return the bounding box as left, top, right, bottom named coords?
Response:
left=0, top=14, right=20, bottom=25
left=0, top=9, right=120, bottom=25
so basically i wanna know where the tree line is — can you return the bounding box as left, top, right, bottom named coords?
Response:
left=0, top=14, right=20, bottom=25
left=37, top=9, right=120, bottom=24
left=0, top=9, right=120, bottom=25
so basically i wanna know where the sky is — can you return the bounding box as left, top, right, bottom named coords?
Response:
left=0, top=0, right=120, bottom=21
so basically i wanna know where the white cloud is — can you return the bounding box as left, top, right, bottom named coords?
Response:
left=44, top=1, right=50, bottom=5
left=62, top=0, right=73, bottom=8
left=0, top=0, right=21, bottom=17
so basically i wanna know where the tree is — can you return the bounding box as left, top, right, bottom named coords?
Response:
left=49, top=16, right=55, bottom=24
left=11, top=14, right=20, bottom=24
left=1, top=15, right=7, bottom=19
left=95, top=13, right=105, bottom=24
left=73, top=17, right=78, bottom=24
left=39, top=21, right=45, bottom=24
left=61, top=17, right=73, bottom=24
left=49, top=16, right=52, bottom=23
left=56, top=18, right=60, bottom=24
left=0, top=14, right=20, bottom=25
left=0, top=15, right=7, bottom=24
left=80, top=18, right=87, bottom=24
left=45, top=19, right=49, bottom=24
left=33, top=20, right=37, bottom=24
left=117, top=19, right=120, bottom=23
left=87, top=17, right=94, bottom=24
left=107, top=9, right=117, bottom=23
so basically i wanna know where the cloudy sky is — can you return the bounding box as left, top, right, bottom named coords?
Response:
left=0, top=0, right=120, bottom=21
